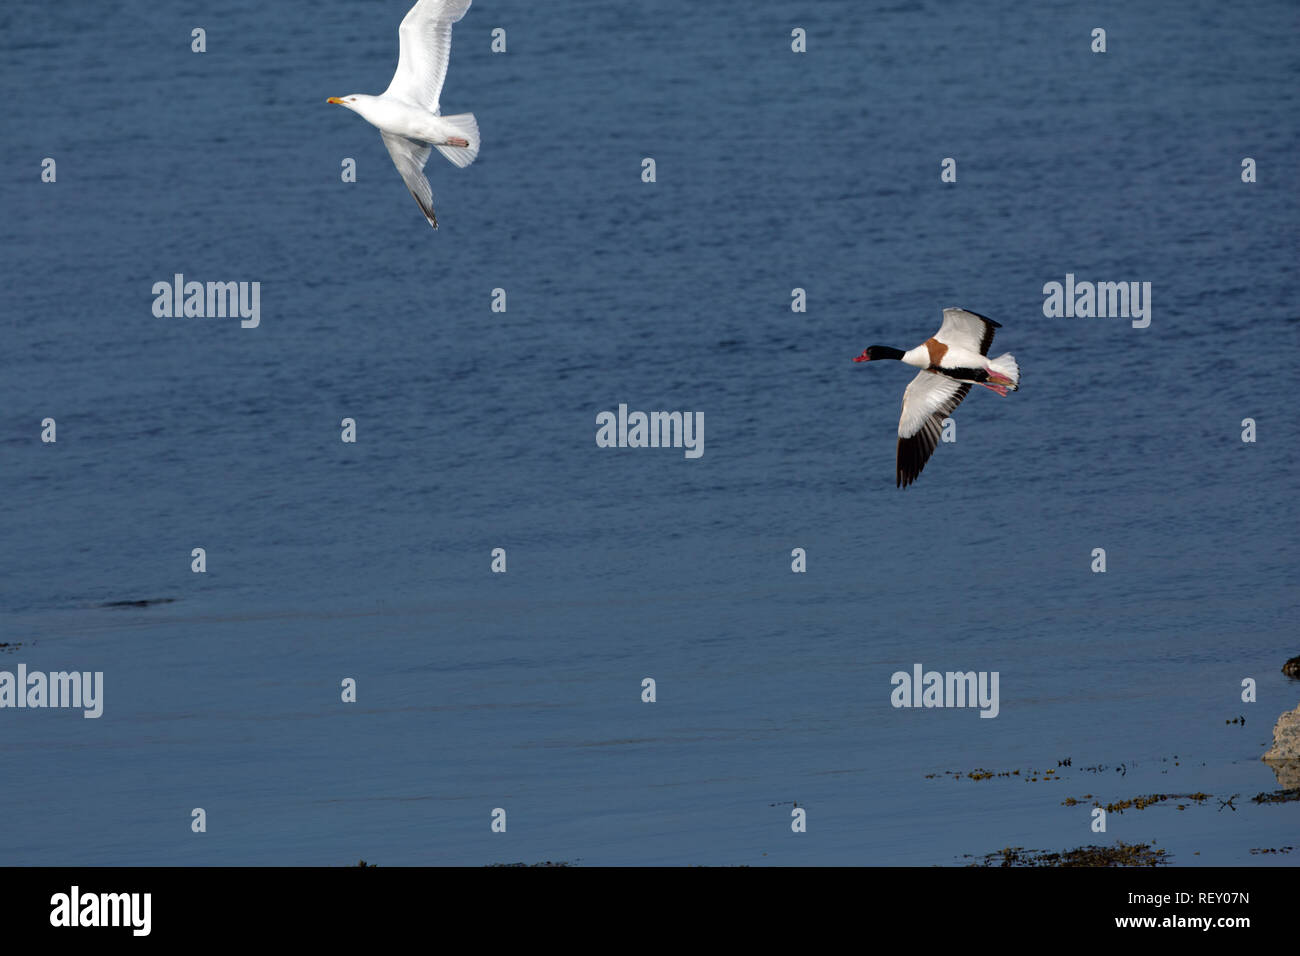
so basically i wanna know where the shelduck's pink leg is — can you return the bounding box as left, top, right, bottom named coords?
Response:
left=978, top=382, right=1009, bottom=396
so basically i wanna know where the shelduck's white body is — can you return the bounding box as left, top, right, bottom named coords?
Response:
left=900, top=342, right=981, bottom=370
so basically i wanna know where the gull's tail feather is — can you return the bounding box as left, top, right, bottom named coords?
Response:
left=435, top=112, right=479, bottom=168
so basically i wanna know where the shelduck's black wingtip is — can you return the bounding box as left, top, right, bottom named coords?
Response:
left=968, top=310, right=1001, bottom=328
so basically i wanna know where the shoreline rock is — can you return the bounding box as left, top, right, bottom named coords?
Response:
left=1263, top=701, right=1300, bottom=788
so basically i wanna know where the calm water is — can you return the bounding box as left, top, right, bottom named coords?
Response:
left=1, top=0, right=1297, bottom=865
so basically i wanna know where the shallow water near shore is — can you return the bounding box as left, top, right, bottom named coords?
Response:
left=1, top=0, right=1297, bottom=865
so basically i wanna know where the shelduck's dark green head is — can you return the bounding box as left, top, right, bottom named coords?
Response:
left=854, top=346, right=905, bottom=363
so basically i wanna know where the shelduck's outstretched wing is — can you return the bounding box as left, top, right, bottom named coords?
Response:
left=936, top=308, right=1000, bottom=356
left=383, top=0, right=472, bottom=113
left=896, top=370, right=971, bottom=488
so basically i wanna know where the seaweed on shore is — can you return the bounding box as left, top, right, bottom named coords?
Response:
left=1252, top=788, right=1300, bottom=804
left=926, top=767, right=1062, bottom=782
left=486, top=860, right=575, bottom=867
left=1060, top=792, right=1211, bottom=812
left=966, top=842, right=1169, bottom=867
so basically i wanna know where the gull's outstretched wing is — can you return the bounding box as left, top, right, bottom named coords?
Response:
left=383, top=0, right=471, bottom=114
left=896, top=370, right=970, bottom=488
left=381, top=132, right=438, bottom=228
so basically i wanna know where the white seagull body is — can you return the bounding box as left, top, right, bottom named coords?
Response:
left=854, top=309, right=1021, bottom=488
left=328, top=0, right=479, bottom=228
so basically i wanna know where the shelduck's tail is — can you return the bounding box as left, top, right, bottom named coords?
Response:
left=987, top=352, right=1019, bottom=391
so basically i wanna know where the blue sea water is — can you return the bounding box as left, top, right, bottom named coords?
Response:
left=1, top=0, right=1297, bottom=866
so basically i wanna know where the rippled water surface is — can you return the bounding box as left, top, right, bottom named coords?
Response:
left=1, top=0, right=1297, bottom=865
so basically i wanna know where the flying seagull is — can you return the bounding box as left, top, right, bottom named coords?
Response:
left=328, top=0, right=479, bottom=228
left=854, top=309, right=1020, bottom=488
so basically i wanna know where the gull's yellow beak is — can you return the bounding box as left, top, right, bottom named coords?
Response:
left=327, top=97, right=344, bottom=105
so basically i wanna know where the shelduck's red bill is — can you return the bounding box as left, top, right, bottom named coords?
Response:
left=853, top=350, right=871, bottom=363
